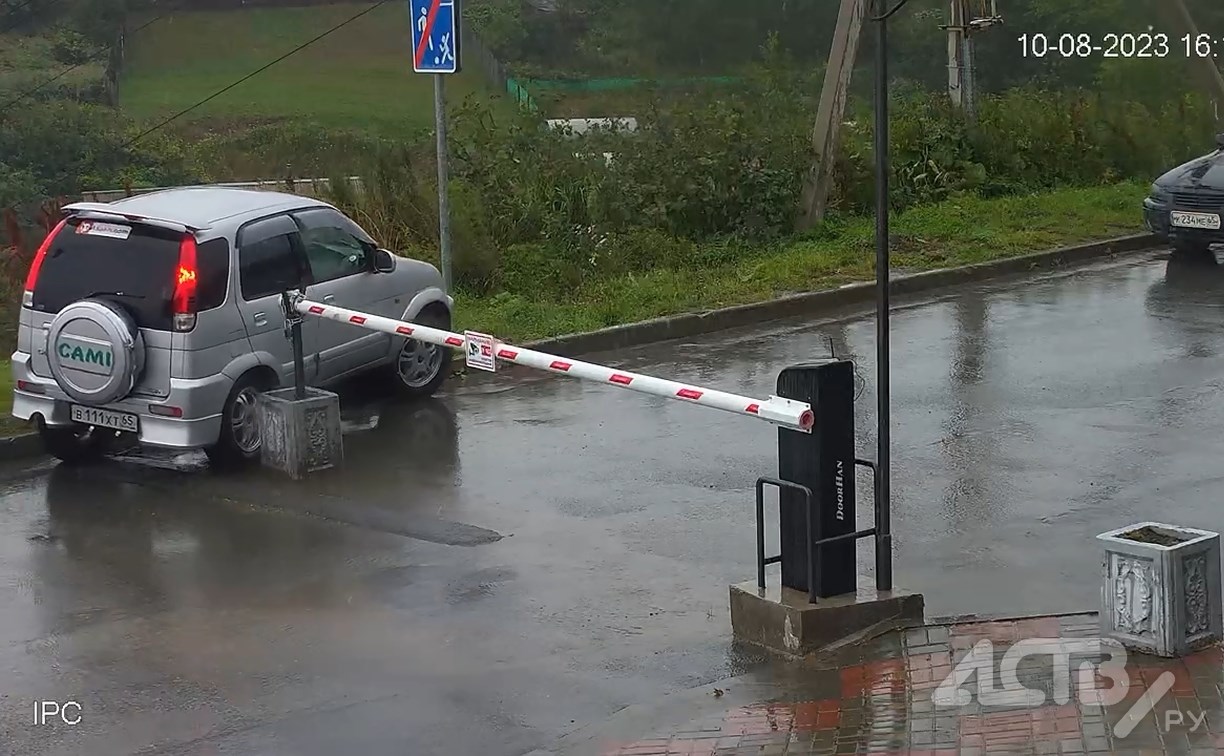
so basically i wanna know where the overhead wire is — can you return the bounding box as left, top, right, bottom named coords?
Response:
left=872, top=0, right=913, bottom=21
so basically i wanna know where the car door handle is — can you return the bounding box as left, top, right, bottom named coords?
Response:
left=254, top=312, right=268, bottom=326
left=323, top=294, right=336, bottom=303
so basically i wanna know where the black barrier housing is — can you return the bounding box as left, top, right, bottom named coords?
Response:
left=775, top=361, right=858, bottom=598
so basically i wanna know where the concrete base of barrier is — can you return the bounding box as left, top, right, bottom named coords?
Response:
left=729, top=579, right=924, bottom=657
left=257, top=387, right=344, bottom=479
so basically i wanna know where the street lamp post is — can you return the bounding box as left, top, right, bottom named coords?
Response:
left=873, top=0, right=896, bottom=592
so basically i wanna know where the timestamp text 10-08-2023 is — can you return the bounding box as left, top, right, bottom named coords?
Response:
left=1017, top=33, right=1223, bottom=59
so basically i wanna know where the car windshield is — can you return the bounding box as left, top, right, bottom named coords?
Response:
left=31, top=219, right=183, bottom=330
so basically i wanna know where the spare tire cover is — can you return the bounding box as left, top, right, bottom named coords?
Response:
left=46, top=299, right=146, bottom=405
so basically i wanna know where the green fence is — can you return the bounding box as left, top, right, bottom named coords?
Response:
left=506, top=77, right=540, bottom=112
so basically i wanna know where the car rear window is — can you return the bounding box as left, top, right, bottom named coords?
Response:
left=30, top=220, right=229, bottom=330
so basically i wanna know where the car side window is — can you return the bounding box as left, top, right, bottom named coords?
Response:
left=238, top=215, right=307, bottom=301
left=293, top=208, right=375, bottom=285
left=196, top=238, right=230, bottom=311
left=302, top=226, right=369, bottom=283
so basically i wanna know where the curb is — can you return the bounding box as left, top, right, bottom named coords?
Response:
left=927, top=609, right=1099, bottom=627
left=0, top=430, right=40, bottom=462
left=522, top=233, right=1159, bottom=356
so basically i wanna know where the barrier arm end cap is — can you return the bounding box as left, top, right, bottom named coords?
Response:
left=760, top=396, right=815, bottom=432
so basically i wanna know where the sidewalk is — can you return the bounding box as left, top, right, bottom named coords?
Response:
left=540, top=613, right=1224, bottom=756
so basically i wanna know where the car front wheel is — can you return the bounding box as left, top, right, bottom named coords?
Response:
left=387, top=307, right=452, bottom=399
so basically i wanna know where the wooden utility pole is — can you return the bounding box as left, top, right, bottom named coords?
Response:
left=947, top=0, right=1000, bottom=120
left=796, top=0, right=866, bottom=232
left=947, top=0, right=967, bottom=112
left=1160, top=0, right=1224, bottom=120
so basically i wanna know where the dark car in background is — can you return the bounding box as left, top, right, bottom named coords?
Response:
left=1144, top=134, right=1224, bottom=258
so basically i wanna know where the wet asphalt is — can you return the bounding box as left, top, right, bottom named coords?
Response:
left=2, top=247, right=1221, bottom=755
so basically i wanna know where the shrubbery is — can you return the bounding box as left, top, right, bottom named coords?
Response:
left=323, top=73, right=1214, bottom=298
left=3, top=48, right=1215, bottom=309
left=0, top=100, right=203, bottom=209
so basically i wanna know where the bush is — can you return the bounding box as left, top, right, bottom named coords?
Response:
left=591, top=228, right=699, bottom=277
left=9, top=58, right=1212, bottom=306
left=0, top=101, right=204, bottom=208
left=498, top=242, right=582, bottom=297
left=49, top=27, right=94, bottom=65
left=325, top=79, right=1213, bottom=298
left=190, top=121, right=402, bottom=181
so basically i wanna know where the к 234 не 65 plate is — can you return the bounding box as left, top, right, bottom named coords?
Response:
left=1170, top=210, right=1222, bottom=230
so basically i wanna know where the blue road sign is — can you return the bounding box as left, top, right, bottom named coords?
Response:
left=410, top=0, right=461, bottom=74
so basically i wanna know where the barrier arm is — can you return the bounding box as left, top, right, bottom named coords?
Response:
left=287, top=292, right=816, bottom=433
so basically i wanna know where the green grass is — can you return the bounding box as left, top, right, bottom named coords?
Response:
left=0, top=31, right=105, bottom=98
left=121, top=3, right=493, bottom=132
left=453, top=182, right=1150, bottom=341
left=0, top=182, right=1149, bottom=438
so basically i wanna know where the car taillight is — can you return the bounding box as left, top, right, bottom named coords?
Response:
left=22, top=218, right=68, bottom=308
left=172, top=234, right=198, bottom=332
left=148, top=404, right=183, bottom=418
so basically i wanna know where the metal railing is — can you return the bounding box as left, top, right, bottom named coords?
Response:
left=755, top=458, right=883, bottom=604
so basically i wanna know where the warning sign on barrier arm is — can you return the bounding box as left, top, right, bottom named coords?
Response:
left=293, top=294, right=815, bottom=433
left=464, top=331, right=496, bottom=372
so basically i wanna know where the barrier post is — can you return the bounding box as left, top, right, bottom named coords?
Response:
left=777, top=361, right=857, bottom=598
left=255, top=291, right=343, bottom=479
left=281, top=291, right=307, bottom=400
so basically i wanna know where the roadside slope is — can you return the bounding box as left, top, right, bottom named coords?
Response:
left=120, top=2, right=490, bottom=132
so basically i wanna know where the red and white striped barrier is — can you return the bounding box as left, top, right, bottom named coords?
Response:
left=291, top=296, right=816, bottom=433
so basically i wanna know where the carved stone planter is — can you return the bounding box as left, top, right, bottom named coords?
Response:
left=257, top=387, right=343, bottom=479
left=1098, top=522, right=1222, bottom=658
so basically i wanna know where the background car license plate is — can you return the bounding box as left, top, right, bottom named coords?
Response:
left=70, top=405, right=139, bottom=432
left=1170, top=210, right=1222, bottom=230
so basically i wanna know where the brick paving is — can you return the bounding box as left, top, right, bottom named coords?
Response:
left=590, top=614, right=1224, bottom=756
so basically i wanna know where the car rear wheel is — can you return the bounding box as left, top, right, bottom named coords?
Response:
left=205, top=372, right=269, bottom=469
left=39, top=421, right=121, bottom=466
left=386, top=307, right=451, bottom=399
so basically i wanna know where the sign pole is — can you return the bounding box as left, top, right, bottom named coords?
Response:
left=433, top=72, right=453, bottom=294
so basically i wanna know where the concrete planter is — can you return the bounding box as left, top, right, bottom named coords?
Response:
left=1098, top=522, right=1222, bottom=658
left=257, top=387, right=343, bottom=479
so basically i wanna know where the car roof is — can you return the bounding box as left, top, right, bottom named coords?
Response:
left=96, top=186, right=330, bottom=228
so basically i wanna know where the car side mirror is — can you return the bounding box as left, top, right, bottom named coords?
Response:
left=373, top=248, right=396, bottom=273
left=1216, top=132, right=1224, bottom=150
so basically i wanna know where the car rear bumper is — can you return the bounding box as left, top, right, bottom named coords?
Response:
left=10, top=352, right=226, bottom=450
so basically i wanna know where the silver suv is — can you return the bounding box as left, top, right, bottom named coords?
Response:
left=11, top=186, right=453, bottom=467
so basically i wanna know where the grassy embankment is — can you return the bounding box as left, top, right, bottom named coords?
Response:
left=455, top=182, right=1149, bottom=340
left=120, top=3, right=491, bottom=134
left=0, top=182, right=1148, bottom=437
